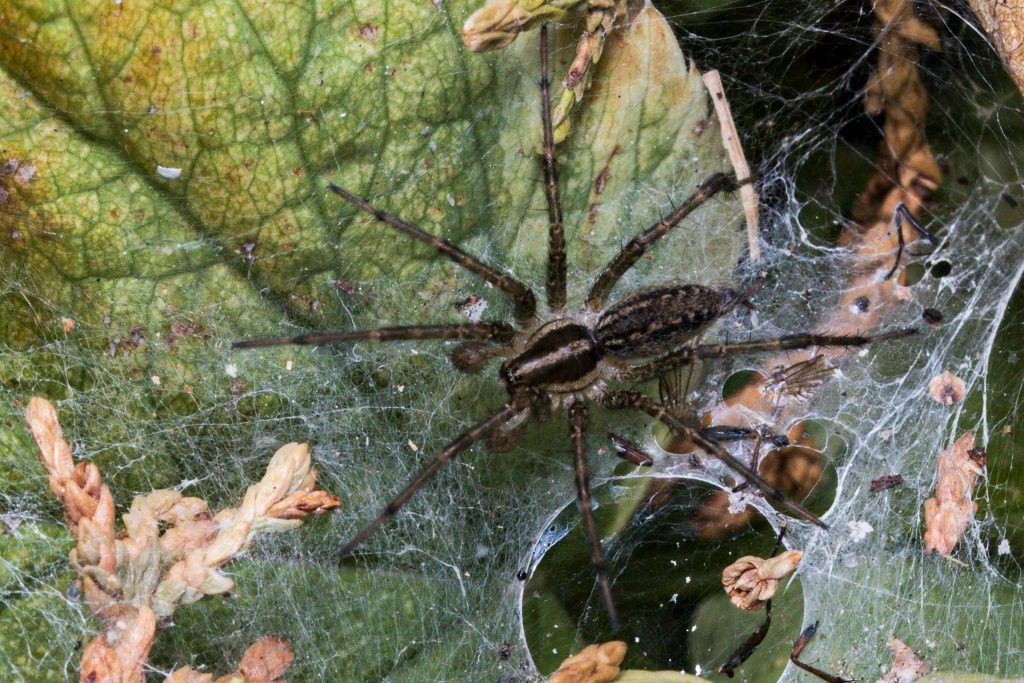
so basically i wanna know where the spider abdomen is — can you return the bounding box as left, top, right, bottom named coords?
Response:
left=596, top=284, right=723, bottom=358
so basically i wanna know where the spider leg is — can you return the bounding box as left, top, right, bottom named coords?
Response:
left=233, top=322, right=515, bottom=349
left=599, top=389, right=826, bottom=528
left=790, top=622, right=852, bottom=683
left=568, top=400, right=619, bottom=630
left=539, top=24, right=567, bottom=313
left=885, top=202, right=939, bottom=280
left=618, top=328, right=916, bottom=384
left=337, top=394, right=532, bottom=560
left=586, top=173, right=738, bottom=310
left=327, top=184, right=537, bottom=325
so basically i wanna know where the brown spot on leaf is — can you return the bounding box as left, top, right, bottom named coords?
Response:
left=166, top=319, right=211, bottom=351
left=108, top=327, right=146, bottom=357
left=333, top=280, right=355, bottom=294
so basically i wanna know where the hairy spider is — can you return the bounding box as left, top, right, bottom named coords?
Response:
left=234, top=26, right=912, bottom=629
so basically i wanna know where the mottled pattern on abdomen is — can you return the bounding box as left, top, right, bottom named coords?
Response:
left=596, top=285, right=723, bottom=358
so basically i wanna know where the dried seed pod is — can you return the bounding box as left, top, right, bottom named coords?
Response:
left=722, top=549, right=803, bottom=611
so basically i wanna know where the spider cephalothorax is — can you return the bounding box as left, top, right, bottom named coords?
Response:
left=235, top=26, right=912, bottom=628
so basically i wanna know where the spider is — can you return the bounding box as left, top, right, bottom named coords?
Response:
left=234, top=26, right=913, bottom=629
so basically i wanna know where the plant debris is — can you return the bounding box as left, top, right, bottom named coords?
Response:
left=924, top=432, right=986, bottom=556
left=547, top=641, right=627, bottom=683
left=721, top=549, right=802, bottom=611
left=870, top=474, right=905, bottom=492
left=790, top=622, right=851, bottom=683
left=165, top=636, right=294, bottom=683
left=25, top=397, right=338, bottom=681
left=875, top=637, right=932, bottom=683
left=928, top=370, right=966, bottom=405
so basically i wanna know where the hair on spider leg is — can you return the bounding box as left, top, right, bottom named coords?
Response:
left=233, top=22, right=916, bottom=629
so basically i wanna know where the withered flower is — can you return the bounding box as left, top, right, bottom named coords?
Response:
left=722, top=549, right=802, bottom=611
left=547, top=641, right=627, bottom=683
left=26, top=397, right=333, bottom=683
left=461, top=0, right=581, bottom=53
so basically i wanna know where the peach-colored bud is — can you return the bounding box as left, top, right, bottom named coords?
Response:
left=722, top=549, right=802, bottom=611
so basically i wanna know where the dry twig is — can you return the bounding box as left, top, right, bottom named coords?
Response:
left=702, top=69, right=760, bottom=262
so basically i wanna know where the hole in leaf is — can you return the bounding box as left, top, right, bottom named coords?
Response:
left=929, top=260, right=952, bottom=278
left=722, top=369, right=764, bottom=402
left=760, top=419, right=843, bottom=518
left=902, top=261, right=926, bottom=285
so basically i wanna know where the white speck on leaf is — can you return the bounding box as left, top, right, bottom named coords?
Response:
left=224, top=363, right=239, bottom=378
left=999, top=538, right=1011, bottom=555
left=15, top=163, right=35, bottom=184
left=150, top=376, right=161, bottom=385
left=156, top=165, right=182, bottom=179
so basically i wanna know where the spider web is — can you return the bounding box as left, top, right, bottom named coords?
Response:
left=0, top=1, right=1023, bottom=681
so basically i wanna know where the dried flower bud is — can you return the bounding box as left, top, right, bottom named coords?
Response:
left=27, top=398, right=333, bottom=681
left=168, top=668, right=216, bottom=683
left=722, top=549, right=802, bottom=611
left=547, top=640, right=627, bottom=683
left=80, top=604, right=156, bottom=683
left=236, top=636, right=294, bottom=681
left=924, top=432, right=985, bottom=556
left=267, top=489, right=342, bottom=519
left=928, top=370, right=965, bottom=405
left=461, top=0, right=582, bottom=53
